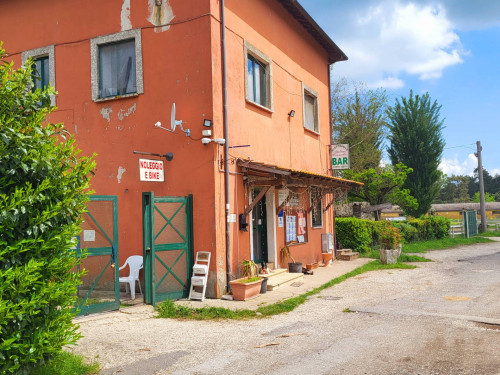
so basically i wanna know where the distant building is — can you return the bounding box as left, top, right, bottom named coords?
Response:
left=381, top=203, right=500, bottom=220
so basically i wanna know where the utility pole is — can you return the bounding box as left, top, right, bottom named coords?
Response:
left=476, top=141, right=487, bottom=232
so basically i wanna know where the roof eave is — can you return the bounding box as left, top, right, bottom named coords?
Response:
left=277, top=0, right=348, bottom=64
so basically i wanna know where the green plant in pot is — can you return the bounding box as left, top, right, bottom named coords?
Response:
left=229, top=259, right=263, bottom=301
left=280, top=243, right=303, bottom=273
left=378, top=225, right=402, bottom=264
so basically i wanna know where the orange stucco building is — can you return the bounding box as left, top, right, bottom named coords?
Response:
left=1, top=0, right=360, bottom=301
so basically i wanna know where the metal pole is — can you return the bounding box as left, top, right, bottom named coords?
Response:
left=221, top=0, right=231, bottom=292
left=476, top=141, right=487, bottom=232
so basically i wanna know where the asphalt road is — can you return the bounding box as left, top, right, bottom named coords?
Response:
left=75, top=241, right=500, bottom=375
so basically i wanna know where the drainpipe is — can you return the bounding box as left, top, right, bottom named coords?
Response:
left=221, top=0, right=231, bottom=292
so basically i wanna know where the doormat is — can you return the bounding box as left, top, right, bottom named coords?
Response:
left=290, top=282, right=304, bottom=287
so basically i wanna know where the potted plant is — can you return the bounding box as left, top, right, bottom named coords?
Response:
left=378, top=225, right=402, bottom=264
left=229, top=259, right=263, bottom=301
left=280, top=243, right=303, bottom=273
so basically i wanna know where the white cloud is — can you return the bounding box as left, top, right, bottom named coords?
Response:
left=330, top=1, right=465, bottom=88
left=490, top=168, right=500, bottom=177
left=439, top=153, right=477, bottom=176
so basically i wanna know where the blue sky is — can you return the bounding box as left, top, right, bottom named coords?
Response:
left=302, top=0, right=500, bottom=176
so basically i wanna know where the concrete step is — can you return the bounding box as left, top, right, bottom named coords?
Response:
left=337, top=248, right=353, bottom=255
left=337, top=251, right=359, bottom=261
left=258, top=268, right=287, bottom=279
left=266, top=271, right=304, bottom=291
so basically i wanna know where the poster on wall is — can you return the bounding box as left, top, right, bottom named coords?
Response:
left=286, top=215, right=297, bottom=243
left=278, top=210, right=284, bottom=228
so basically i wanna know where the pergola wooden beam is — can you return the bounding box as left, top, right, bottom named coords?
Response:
left=244, top=186, right=271, bottom=215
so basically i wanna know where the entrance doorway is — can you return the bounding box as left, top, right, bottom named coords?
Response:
left=252, top=188, right=268, bottom=265
left=142, top=193, right=193, bottom=306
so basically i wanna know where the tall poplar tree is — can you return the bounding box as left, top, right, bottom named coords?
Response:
left=332, top=79, right=388, bottom=172
left=387, top=90, right=445, bottom=217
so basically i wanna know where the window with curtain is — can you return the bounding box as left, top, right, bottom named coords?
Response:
left=304, top=92, right=318, bottom=132
left=99, top=39, right=136, bottom=98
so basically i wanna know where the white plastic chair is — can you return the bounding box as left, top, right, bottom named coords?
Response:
left=119, top=255, right=143, bottom=300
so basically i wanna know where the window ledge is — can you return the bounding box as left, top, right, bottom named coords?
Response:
left=94, top=92, right=140, bottom=103
left=304, top=127, right=320, bottom=136
left=245, top=98, right=274, bottom=114
left=311, top=226, right=323, bottom=229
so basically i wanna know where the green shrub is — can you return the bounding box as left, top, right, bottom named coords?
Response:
left=378, top=225, right=402, bottom=249
left=392, top=222, right=418, bottom=243
left=0, top=46, right=95, bottom=374
left=369, top=220, right=392, bottom=246
left=405, top=216, right=450, bottom=241
left=335, top=218, right=372, bottom=253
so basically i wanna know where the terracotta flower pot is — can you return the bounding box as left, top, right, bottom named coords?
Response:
left=230, top=278, right=263, bottom=301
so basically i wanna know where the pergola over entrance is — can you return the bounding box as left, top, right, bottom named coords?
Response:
left=237, top=160, right=363, bottom=215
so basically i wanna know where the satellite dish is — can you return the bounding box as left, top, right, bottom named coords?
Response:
left=171, top=103, right=177, bottom=132
left=170, top=103, right=190, bottom=137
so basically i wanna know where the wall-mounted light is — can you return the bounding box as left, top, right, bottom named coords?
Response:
left=203, top=119, right=212, bottom=127
left=288, top=110, right=295, bottom=117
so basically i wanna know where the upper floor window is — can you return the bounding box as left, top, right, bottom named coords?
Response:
left=22, top=45, right=56, bottom=106
left=302, top=84, right=319, bottom=133
left=91, top=29, right=143, bottom=101
left=244, top=41, right=273, bottom=111
left=247, top=55, right=266, bottom=106
left=33, top=56, right=50, bottom=92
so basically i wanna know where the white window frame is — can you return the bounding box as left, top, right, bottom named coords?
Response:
left=310, top=187, right=323, bottom=228
left=90, top=29, right=144, bottom=102
left=302, top=83, right=319, bottom=134
left=22, top=45, right=56, bottom=106
left=244, top=41, right=273, bottom=112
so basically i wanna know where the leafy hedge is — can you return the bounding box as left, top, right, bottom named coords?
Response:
left=336, top=216, right=451, bottom=251
left=335, top=218, right=372, bottom=252
left=0, top=47, right=94, bottom=374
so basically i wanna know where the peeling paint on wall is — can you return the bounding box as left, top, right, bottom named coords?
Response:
left=117, top=103, right=137, bottom=120
left=117, top=166, right=126, bottom=184
left=147, top=0, right=174, bottom=32
left=121, top=0, right=132, bottom=31
left=100, top=106, right=113, bottom=123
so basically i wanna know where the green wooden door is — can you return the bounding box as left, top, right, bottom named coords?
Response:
left=75, top=196, right=119, bottom=315
left=143, top=193, right=193, bottom=306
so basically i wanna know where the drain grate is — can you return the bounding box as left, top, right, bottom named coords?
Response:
left=290, top=282, right=304, bottom=287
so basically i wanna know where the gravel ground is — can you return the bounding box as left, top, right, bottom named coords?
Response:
left=72, top=241, right=500, bottom=375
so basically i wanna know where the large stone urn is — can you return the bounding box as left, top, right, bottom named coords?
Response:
left=379, top=244, right=402, bottom=265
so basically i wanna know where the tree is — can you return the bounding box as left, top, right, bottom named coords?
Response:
left=0, top=45, right=95, bottom=373
left=332, top=79, right=388, bottom=172
left=387, top=90, right=445, bottom=217
left=343, top=164, right=418, bottom=220
left=472, top=192, right=495, bottom=203
left=435, top=175, right=471, bottom=203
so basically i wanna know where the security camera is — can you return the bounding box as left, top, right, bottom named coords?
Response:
left=154, top=121, right=162, bottom=128
left=201, top=138, right=212, bottom=145
left=213, top=138, right=226, bottom=145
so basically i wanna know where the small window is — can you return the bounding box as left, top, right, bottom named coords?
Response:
left=32, top=56, right=50, bottom=92
left=310, top=187, right=323, bottom=228
left=22, top=45, right=56, bottom=106
left=247, top=55, right=266, bottom=106
left=99, top=39, right=136, bottom=98
left=244, top=41, right=273, bottom=111
left=91, top=29, right=143, bottom=101
left=302, top=84, right=319, bottom=133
